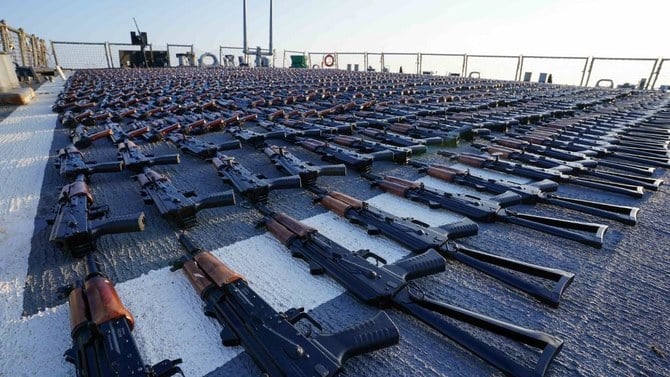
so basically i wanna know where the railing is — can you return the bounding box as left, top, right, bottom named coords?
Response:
left=0, top=21, right=48, bottom=67
left=49, top=40, right=670, bottom=89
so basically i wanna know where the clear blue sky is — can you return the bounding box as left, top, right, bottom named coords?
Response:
left=3, top=0, right=668, bottom=57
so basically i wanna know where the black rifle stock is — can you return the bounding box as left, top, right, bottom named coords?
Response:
left=172, top=235, right=399, bottom=377
left=117, top=140, right=180, bottom=172
left=261, top=210, right=563, bottom=377
left=48, top=175, right=145, bottom=257
left=137, top=167, right=235, bottom=228
left=264, top=145, right=347, bottom=186
left=212, top=153, right=302, bottom=203
left=296, top=137, right=373, bottom=173
left=64, top=256, right=183, bottom=377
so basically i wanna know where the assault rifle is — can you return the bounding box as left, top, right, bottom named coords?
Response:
left=411, top=161, right=640, bottom=225
left=438, top=151, right=645, bottom=198
left=261, top=209, right=564, bottom=377
left=172, top=235, right=399, bottom=376
left=511, top=133, right=670, bottom=168
left=212, top=153, right=302, bottom=203
left=296, top=138, right=373, bottom=173
left=117, top=140, right=180, bottom=172
left=48, top=174, right=146, bottom=257
left=167, top=133, right=241, bottom=158
left=263, top=145, right=346, bottom=186
left=71, top=125, right=112, bottom=149
left=142, top=122, right=181, bottom=142
left=311, top=188, right=575, bottom=306
left=64, top=256, right=183, bottom=377
left=385, top=123, right=461, bottom=146
left=482, top=136, right=657, bottom=176
left=137, top=167, right=235, bottom=228
left=106, top=122, right=150, bottom=144
left=472, top=143, right=663, bottom=191
left=328, top=135, right=413, bottom=163
left=55, top=144, right=123, bottom=180
left=364, top=174, right=608, bottom=248
left=359, top=127, right=436, bottom=150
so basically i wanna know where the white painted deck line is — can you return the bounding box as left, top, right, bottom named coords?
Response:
left=0, top=81, right=73, bottom=376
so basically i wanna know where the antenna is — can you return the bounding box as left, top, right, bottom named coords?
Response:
left=131, top=17, right=148, bottom=67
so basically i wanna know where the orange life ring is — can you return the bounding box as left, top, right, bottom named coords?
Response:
left=323, top=54, right=335, bottom=67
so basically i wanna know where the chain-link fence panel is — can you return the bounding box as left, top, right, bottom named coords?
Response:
left=52, top=42, right=108, bottom=69
left=219, top=46, right=245, bottom=67
left=585, top=58, right=657, bottom=88
left=167, top=44, right=194, bottom=67
left=419, top=54, right=465, bottom=76
left=9, top=30, right=22, bottom=65
left=518, top=56, right=588, bottom=86
left=334, top=53, right=366, bottom=72
left=465, top=55, right=520, bottom=81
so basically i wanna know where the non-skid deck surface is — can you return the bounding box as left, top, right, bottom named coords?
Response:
left=0, top=75, right=668, bottom=377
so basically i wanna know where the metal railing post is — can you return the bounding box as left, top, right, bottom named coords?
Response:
left=649, top=59, right=665, bottom=90
left=51, top=41, right=59, bottom=67
left=645, top=58, right=660, bottom=90
left=516, top=55, right=524, bottom=81
left=18, top=28, right=27, bottom=65
left=416, top=52, right=421, bottom=74
left=307, top=52, right=312, bottom=68
left=380, top=52, right=384, bottom=72
left=272, top=49, right=276, bottom=68
left=335, top=52, right=339, bottom=69
left=103, top=41, right=111, bottom=68
left=364, top=52, right=368, bottom=71
left=462, top=54, right=468, bottom=77
left=583, top=57, right=596, bottom=87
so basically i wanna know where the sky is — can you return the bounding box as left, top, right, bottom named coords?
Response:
left=3, top=0, right=669, bottom=86
left=3, top=0, right=669, bottom=57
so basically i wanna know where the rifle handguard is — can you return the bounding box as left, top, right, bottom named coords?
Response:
left=193, top=251, right=244, bottom=286
left=84, top=276, right=135, bottom=328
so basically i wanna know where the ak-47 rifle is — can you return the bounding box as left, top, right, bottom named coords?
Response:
left=71, top=125, right=112, bottom=149
left=117, top=140, right=180, bottom=172
left=142, top=122, right=181, bottom=142
left=106, top=122, right=150, bottom=144
left=166, top=133, right=241, bottom=158
left=359, top=127, right=435, bottom=151
left=296, top=138, right=373, bottom=173
left=437, top=151, right=645, bottom=198
left=482, top=136, right=657, bottom=176
left=63, top=256, right=183, bottom=377
left=363, top=174, right=608, bottom=248
left=472, top=143, right=663, bottom=191
left=510, top=132, right=670, bottom=168
left=411, top=161, right=640, bottom=225
left=48, top=174, right=146, bottom=257
left=137, top=167, right=235, bottom=228
left=212, top=153, right=302, bottom=203
left=263, top=145, right=347, bottom=186
left=54, top=144, right=123, bottom=180
left=261, top=209, right=564, bottom=377
left=328, top=135, right=413, bottom=163
left=311, top=188, right=575, bottom=307
left=172, top=235, right=399, bottom=377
